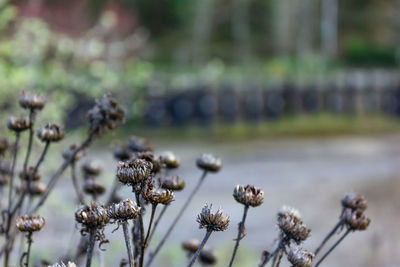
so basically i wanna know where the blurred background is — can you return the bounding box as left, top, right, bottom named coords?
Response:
left=1, top=0, right=400, bottom=266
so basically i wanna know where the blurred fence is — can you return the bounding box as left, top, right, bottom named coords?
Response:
left=144, top=70, right=400, bottom=126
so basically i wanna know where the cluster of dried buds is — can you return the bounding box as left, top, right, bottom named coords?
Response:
left=340, top=192, right=370, bottom=231
left=197, top=204, right=229, bottom=232
left=107, top=199, right=141, bottom=222
left=16, top=215, right=45, bottom=232
left=278, top=209, right=311, bottom=244
left=117, top=159, right=153, bottom=186
left=287, top=246, right=315, bottom=267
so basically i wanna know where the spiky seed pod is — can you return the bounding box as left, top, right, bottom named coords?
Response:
left=287, top=246, right=314, bottom=267
left=196, top=154, right=222, bottom=172
left=0, top=137, right=9, bottom=155
left=146, top=189, right=174, bottom=205
left=75, top=201, right=109, bottom=228
left=161, top=175, right=186, bottom=191
left=107, top=199, right=141, bottom=221
left=128, top=136, right=153, bottom=152
left=19, top=166, right=41, bottom=181
left=49, top=262, right=77, bottom=267
left=343, top=208, right=371, bottom=231
left=87, top=95, right=125, bottom=136
left=341, top=192, right=367, bottom=211
left=113, top=145, right=132, bottom=161
left=160, top=151, right=180, bottom=169
left=62, top=144, right=84, bottom=162
left=197, top=204, right=229, bottom=232
left=278, top=205, right=302, bottom=222
left=278, top=214, right=311, bottom=244
left=37, top=123, right=64, bottom=142
left=199, top=249, right=217, bottom=265
left=233, top=184, right=264, bottom=207
left=182, top=239, right=201, bottom=253
left=82, top=160, right=102, bottom=177
left=16, top=215, right=45, bottom=232
left=116, top=159, right=153, bottom=186
left=19, top=91, right=46, bottom=111
left=7, top=116, right=30, bottom=132
left=83, top=178, right=106, bottom=196
left=19, top=181, right=46, bottom=196
left=134, top=151, right=162, bottom=173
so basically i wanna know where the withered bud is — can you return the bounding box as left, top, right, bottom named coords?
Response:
left=16, top=215, right=45, bottom=232
left=199, top=249, right=217, bottom=265
left=117, top=159, right=153, bottom=186
left=182, top=239, right=201, bottom=253
left=197, top=204, right=229, bottom=232
left=196, top=154, right=222, bottom=172
left=83, top=178, right=106, bottom=196
left=278, top=205, right=302, bottom=222
left=146, top=189, right=174, bottom=205
left=160, top=151, right=180, bottom=169
left=341, top=192, right=367, bottom=211
left=287, top=246, right=314, bottom=267
left=128, top=136, right=153, bottom=152
left=134, top=151, right=162, bottom=173
left=113, top=144, right=132, bottom=161
left=19, top=166, right=41, bottom=181
left=75, top=201, right=109, bottom=228
left=107, top=199, right=141, bottom=221
left=19, top=91, right=46, bottom=111
left=343, top=208, right=371, bottom=231
left=161, top=175, right=185, bottom=191
left=278, top=214, right=311, bottom=244
left=19, top=181, right=46, bottom=196
left=233, top=184, right=264, bottom=207
left=7, top=116, right=30, bottom=132
left=82, top=160, right=102, bottom=177
left=37, top=123, right=64, bottom=142
left=62, top=144, right=84, bottom=162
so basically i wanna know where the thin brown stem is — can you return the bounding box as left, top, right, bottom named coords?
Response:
left=147, top=204, right=168, bottom=245
left=314, top=229, right=351, bottom=267
left=187, top=230, right=212, bottom=267
left=22, top=110, right=35, bottom=174
left=228, top=205, right=249, bottom=267
left=314, top=219, right=344, bottom=256
left=86, top=228, right=96, bottom=267
left=259, top=238, right=286, bottom=267
left=135, top=191, right=145, bottom=267
left=122, top=221, right=134, bottom=267
left=106, top=179, right=121, bottom=205
left=70, top=162, right=84, bottom=204
left=143, top=204, right=157, bottom=250
left=25, top=231, right=33, bottom=267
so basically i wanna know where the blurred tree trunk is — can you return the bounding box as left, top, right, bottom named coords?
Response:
left=271, top=0, right=293, bottom=55
left=232, top=0, right=251, bottom=64
left=321, top=0, right=338, bottom=58
left=296, top=0, right=316, bottom=56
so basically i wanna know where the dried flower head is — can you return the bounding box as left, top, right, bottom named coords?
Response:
left=82, top=160, right=102, bottom=177
left=62, top=144, right=84, bottom=162
left=37, top=123, right=64, bottom=142
left=287, top=246, right=314, bottom=267
left=278, top=214, right=311, bottom=244
left=278, top=205, right=302, bottom=222
left=88, top=95, right=125, bottom=136
left=341, top=192, right=367, bottom=211
left=343, top=208, right=371, bottom=231
left=113, top=144, right=132, bottom=161
left=7, top=116, right=30, bottom=132
left=19, top=166, right=41, bottom=181
left=134, top=151, right=162, bottom=173
left=0, top=137, right=9, bottom=155
left=117, top=159, right=153, bottom=186
left=160, top=151, right=180, bottom=169
left=19, top=91, right=46, bottom=111
left=19, top=181, right=46, bottom=196
left=161, top=175, right=186, bottom=191
left=16, top=215, right=45, bottom=232
left=233, top=184, right=264, bottom=207
left=199, top=249, right=217, bottom=265
left=128, top=136, right=153, bottom=152
left=83, top=178, right=106, bottom=196
left=197, top=204, right=229, bottom=232
left=75, top=201, right=109, bottom=228
left=196, top=154, right=222, bottom=172
left=107, top=199, right=141, bottom=221
left=182, top=239, right=201, bottom=254
left=146, top=189, right=174, bottom=205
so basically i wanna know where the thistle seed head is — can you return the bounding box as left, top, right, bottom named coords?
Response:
left=182, top=239, right=201, bottom=253
left=160, top=175, right=186, bottom=191
left=19, top=91, right=46, bottom=111
left=233, top=184, right=264, bottom=207
left=146, top=189, right=174, bottom=205
left=287, top=246, right=314, bottom=267
left=19, top=166, right=41, bottom=181
left=107, top=199, right=141, bottom=221
left=75, top=201, right=109, bottom=228
left=62, top=144, right=84, bottom=162
left=343, top=208, right=371, bottom=231
left=197, top=204, right=229, bottom=232
left=7, top=116, right=30, bottom=132
left=83, top=178, right=106, bottom=196
left=160, top=151, right=180, bottom=169
left=128, top=136, right=153, bottom=152
left=278, top=214, right=311, bottom=244
left=278, top=205, right=302, bottom=222
left=199, top=249, right=217, bottom=265
left=37, top=123, right=64, bottom=142
left=82, top=160, right=102, bottom=177
left=113, top=144, right=132, bottom=161
left=341, top=192, right=367, bottom=211
left=116, top=159, right=153, bottom=186
left=196, top=154, right=222, bottom=172
left=16, top=215, right=45, bottom=232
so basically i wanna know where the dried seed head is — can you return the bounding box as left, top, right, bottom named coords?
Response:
left=62, top=144, right=84, bottom=162
left=341, top=192, right=367, bottom=211
left=19, top=91, right=46, bottom=111
left=134, top=151, right=162, bottom=173
left=160, top=175, right=186, bottom=191
left=197, top=204, right=229, bottom=232
left=233, top=184, right=264, bottom=207
left=88, top=95, right=125, bottom=136
left=278, top=205, right=302, bottom=222
left=196, top=154, right=222, bottom=172
left=83, top=178, right=106, bottom=196
left=37, top=123, right=64, bottom=142
left=19, top=181, right=46, bottom=196
left=160, top=151, right=180, bottom=169
left=0, top=137, right=9, bottom=155
left=48, top=262, right=77, bottom=267
left=199, top=249, right=217, bottom=265
left=116, top=159, right=153, bottom=186
left=75, top=201, right=109, bottom=228
left=82, top=160, right=102, bottom=177
left=19, top=166, right=41, bottom=181
left=278, top=214, right=311, bottom=244
left=182, top=239, right=201, bottom=253
left=107, top=199, right=141, bottom=221
left=16, top=215, right=45, bottom=232
left=287, top=246, right=314, bottom=267
left=128, top=136, right=153, bottom=152
left=343, top=208, right=371, bottom=231
left=113, top=144, right=132, bottom=161
left=146, top=189, right=174, bottom=205
left=7, top=116, right=30, bottom=132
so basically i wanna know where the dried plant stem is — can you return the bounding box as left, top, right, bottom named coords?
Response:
left=122, top=221, right=134, bottom=267
left=314, top=219, right=344, bottom=256
left=22, top=110, right=35, bottom=174
left=135, top=191, right=145, bottom=267
left=259, top=238, right=286, bottom=267
left=106, top=180, right=121, bottom=205
left=146, top=171, right=208, bottom=267
left=143, top=204, right=157, bottom=251
left=187, top=230, right=212, bottom=267
left=314, top=229, right=351, bottom=267
left=228, top=205, right=249, bottom=267
left=86, top=228, right=96, bottom=267
left=24, top=232, right=33, bottom=267
left=273, top=249, right=284, bottom=267
left=147, top=204, right=168, bottom=245
left=70, top=162, right=84, bottom=204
